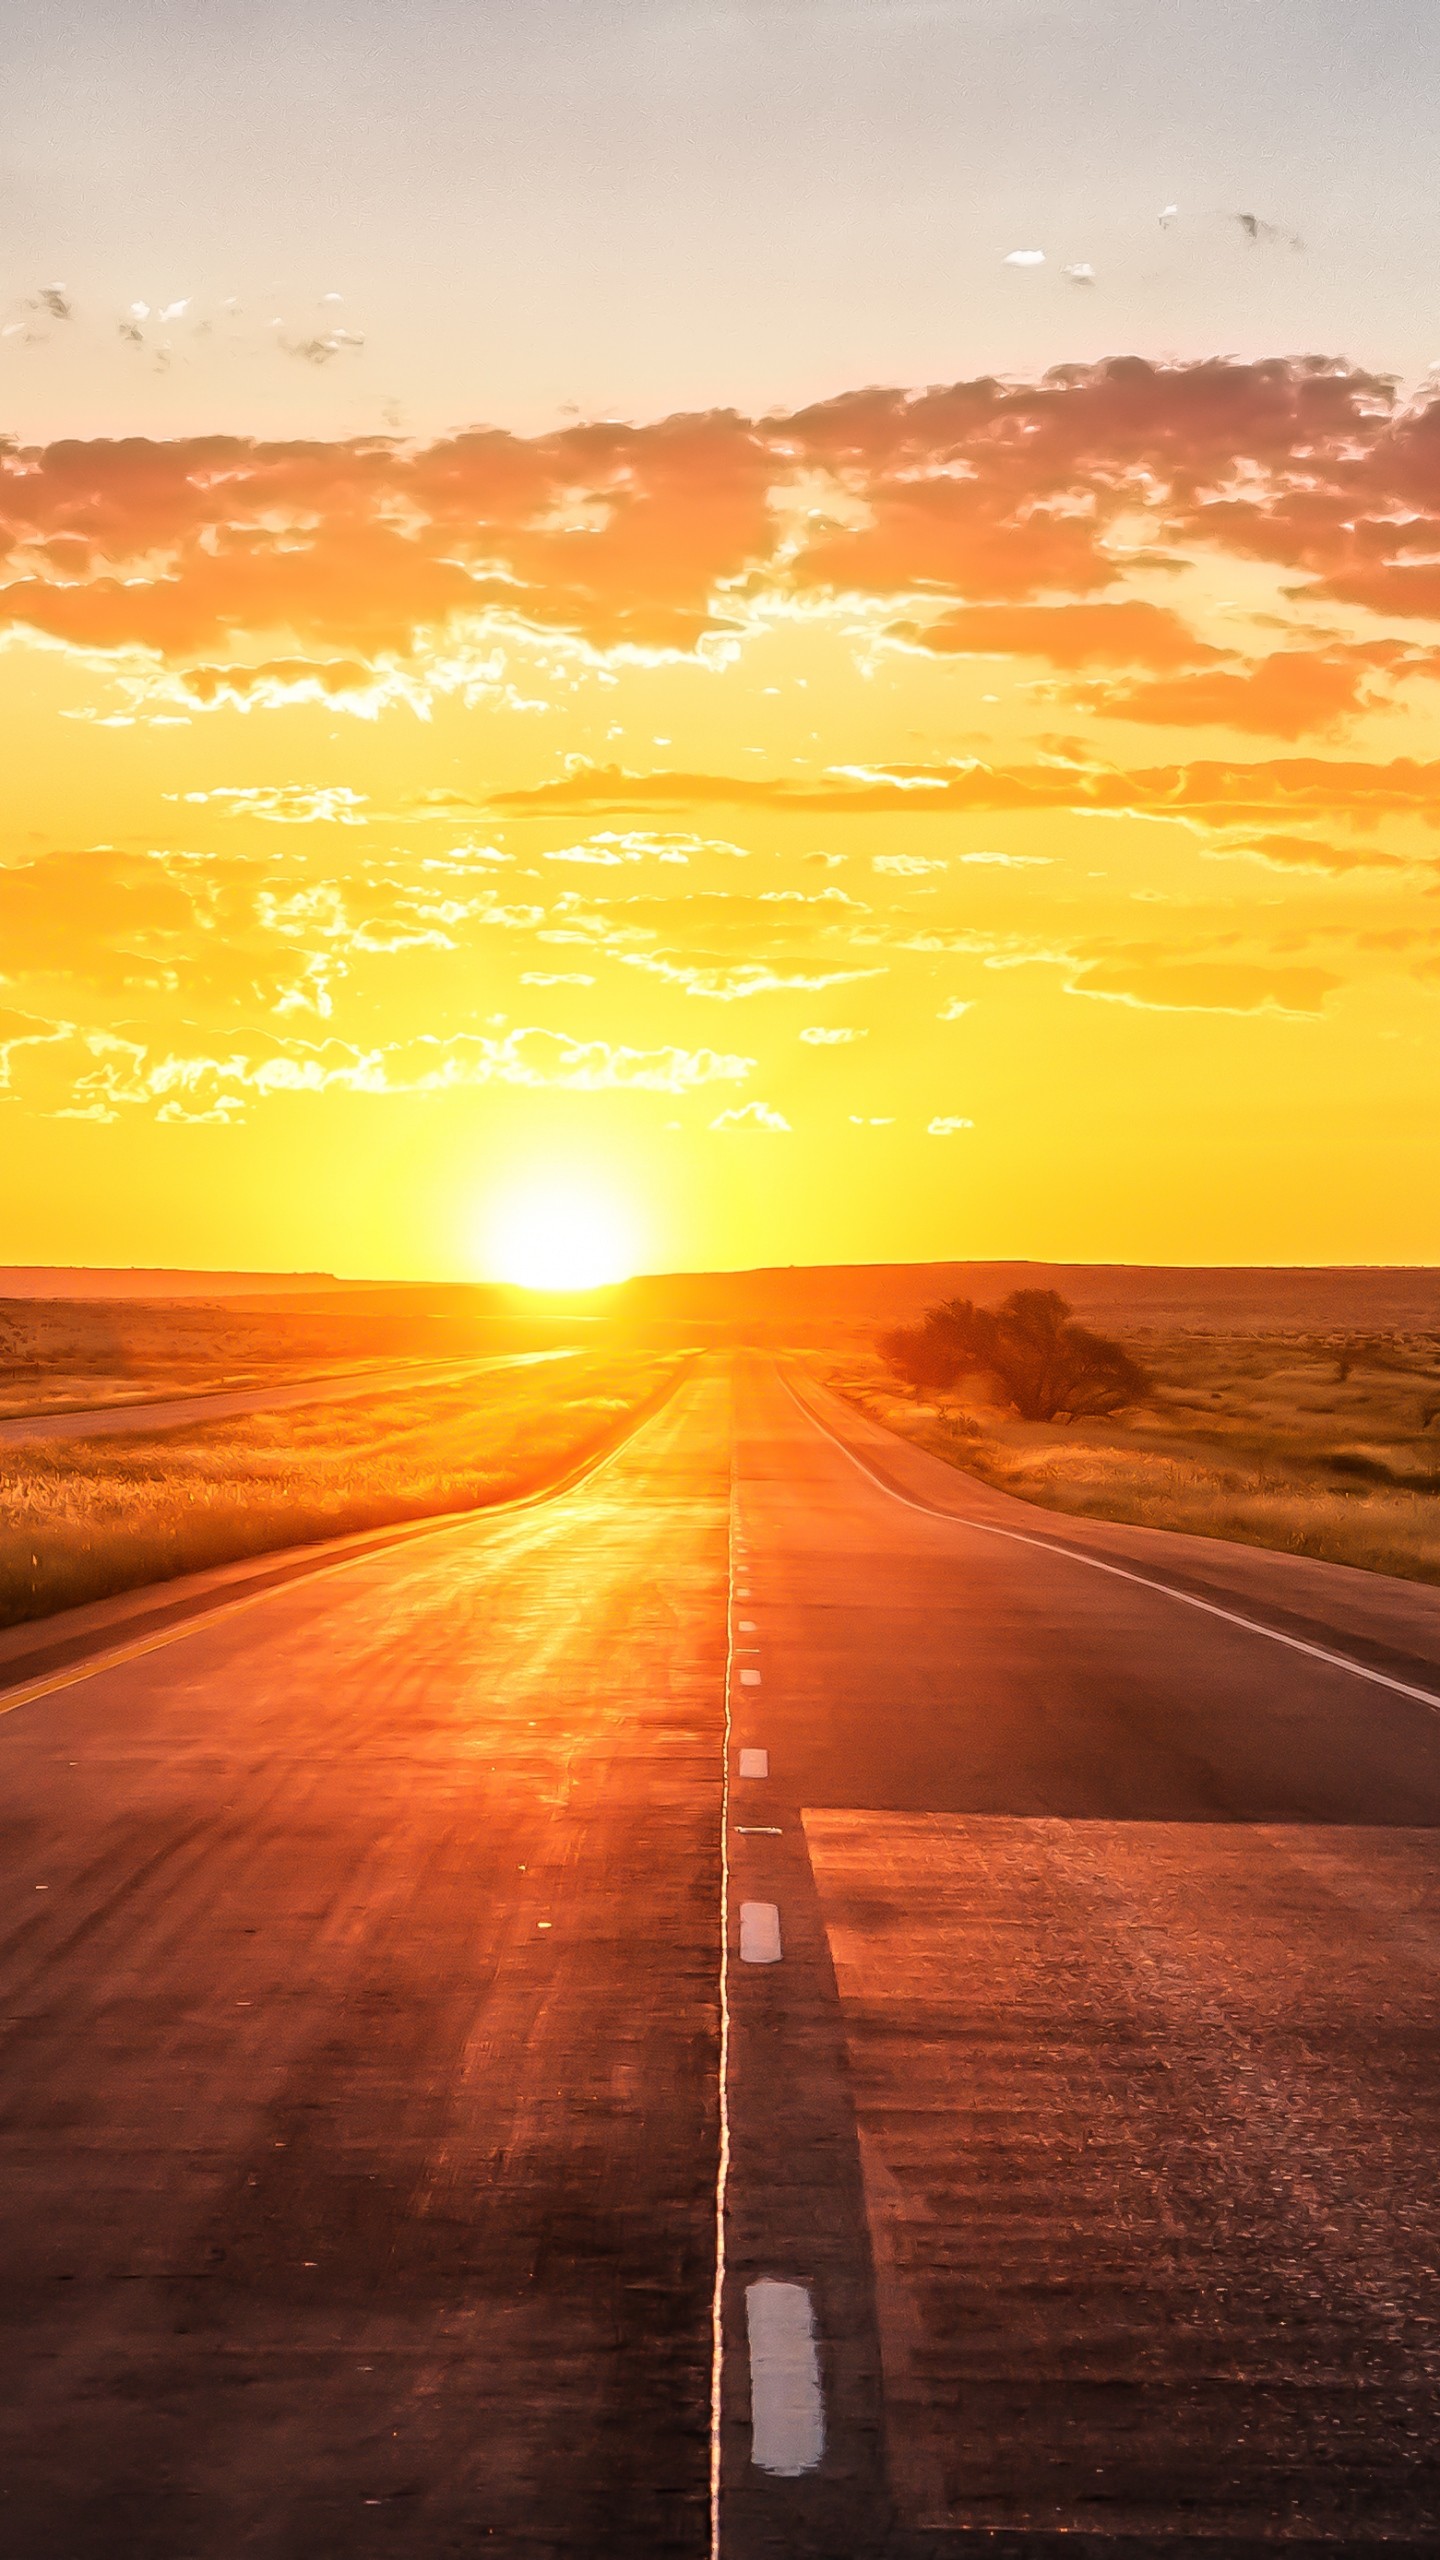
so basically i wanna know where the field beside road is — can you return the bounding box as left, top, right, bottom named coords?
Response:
left=0, top=1351, right=684, bottom=1631
left=819, top=1328, right=1440, bottom=1586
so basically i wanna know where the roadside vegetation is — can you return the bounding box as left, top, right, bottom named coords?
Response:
left=880, top=1287, right=1149, bottom=1420
left=824, top=1306, right=1440, bottom=1586
left=0, top=1352, right=685, bottom=1631
left=0, top=1286, right=568, bottom=1420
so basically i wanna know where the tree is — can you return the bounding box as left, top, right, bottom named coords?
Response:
left=875, top=1319, right=963, bottom=1393
left=878, top=1287, right=1148, bottom=1422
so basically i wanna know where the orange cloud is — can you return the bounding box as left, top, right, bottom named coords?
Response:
left=902, top=600, right=1216, bottom=671
left=5, top=357, right=1437, bottom=675
left=0, top=847, right=205, bottom=986
left=1075, top=648, right=1380, bottom=739
left=488, top=754, right=1440, bottom=826
left=1067, top=957, right=1343, bottom=1015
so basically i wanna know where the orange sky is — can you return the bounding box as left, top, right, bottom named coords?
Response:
left=5, top=360, right=1440, bottom=1276
left=5, top=3, right=1440, bottom=1278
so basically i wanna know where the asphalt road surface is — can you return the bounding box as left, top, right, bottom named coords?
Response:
left=0, top=1350, right=575, bottom=1448
left=0, top=1355, right=1436, bottom=2558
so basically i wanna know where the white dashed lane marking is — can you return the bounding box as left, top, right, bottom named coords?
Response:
left=740, top=1669, right=761, bottom=1687
left=739, top=1747, right=769, bottom=1778
left=740, top=1901, right=783, bottom=1964
left=746, top=2279, right=825, bottom=2476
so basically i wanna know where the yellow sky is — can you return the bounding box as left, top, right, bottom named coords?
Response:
left=4, top=366, right=1440, bottom=1276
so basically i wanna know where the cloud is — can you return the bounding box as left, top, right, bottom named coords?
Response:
left=491, top=752, right=1440, bottom=828
left=1066, top=957, right=1341, bottom=1015
left=5, top=356, right=1437, bottom=676
left=1205, top=832, right=1415, bottom=876
left=710, top=1100, right=791, bottom=1132
left=900, top=600, right=1216, bottom=672
left=278, top=330, right=365, bottom=367
left=873, top=853, right=948, bottom=876
left=937, top=998, right=974, bottom=1019
left=0, top=1020, right=755, bottom=1121
left=539, top=829, right=740, bottom=867
left=927, top=1115, right=975, bottom=1133
left=621, top=955, right=885, bottom=999
left=171, top=784, right=370, bottom=823
left=0, top=1003, right=73, bottom=1088
left=1075, top=648, right=1381, bottom=739
left=164, top=658, right=417, bottom=717
left=0, top=846, right=205, bottom=986
left=1233, top=213, right=1303, bottom=250
left=959, top=850, right=1052, bottom=867
left=799, top=1025, right=867, bottom=1043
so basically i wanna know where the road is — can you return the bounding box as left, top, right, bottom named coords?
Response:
left=0, top=1355, right=1436, bottom=2556
left=0, top=1350, right=576, bottom=1447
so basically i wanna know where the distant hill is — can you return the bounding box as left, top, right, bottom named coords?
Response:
left=0, top=1267, right=355, bottom=1300
left=605, top=1261, right=1440, bottom=1339
left=6, top=1260, right=1438, bottom=1338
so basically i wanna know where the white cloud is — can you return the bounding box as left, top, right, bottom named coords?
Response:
left=0, top=1022, right=753, bottom=1121
left=873, top=854, right=948, bottom=876
left=168, top=784, right=369, bottom=825
left=928, top=1115, right=975, bottom=1134
left=959, top=851, right=1052, bottom=867
left=625, top=956, right=885, bottom=1000
left=799, top=1025, right=867, bottom=1044
left=936, top=998, right=974, bottom=1020
left=710, top=1100, right=791, bottom=1132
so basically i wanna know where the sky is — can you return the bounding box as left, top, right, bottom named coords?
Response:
left=4, top=2, right=1440, bottom=1279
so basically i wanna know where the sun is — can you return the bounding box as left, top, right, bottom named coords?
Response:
left=484, top=1177, right=639, bottom=1294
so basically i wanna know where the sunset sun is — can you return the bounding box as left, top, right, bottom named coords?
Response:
left=485, top=1179, right=639, bottom=1294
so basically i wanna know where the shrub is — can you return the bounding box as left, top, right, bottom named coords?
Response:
left=879, top=1287, right=1148, bottom=1422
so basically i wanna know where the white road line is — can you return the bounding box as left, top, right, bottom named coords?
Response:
left=740, top=1901, right=783, bottom=1964
left=738, top=1619, right=756, bottom=1632
left=746, top=2280, right=825, bottom=2476
left=735, top=1825, right=782, bottom=1836
left=740, top=1669, right=761, bottom=1687
left=739, top=1747, right=769, bottom=1778
left=782, top=1373, right=1440, bottom=1718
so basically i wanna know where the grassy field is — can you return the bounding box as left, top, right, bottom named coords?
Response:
left=818, top=1330, right=1440, bottom=1586
left=0, top=1351, right=685, bottom=1631
left=0, top=1286, right=582, bottom=1420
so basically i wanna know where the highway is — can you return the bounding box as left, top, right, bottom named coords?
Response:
left=0, top=1356, right=1436, bottom=2556
left=0, top=1350, right=576, bottom=1447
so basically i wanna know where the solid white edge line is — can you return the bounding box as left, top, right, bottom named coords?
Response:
left=780, top=1369, right=1440, bottom=1718
left=710, top=1410, right=737, bottom=2560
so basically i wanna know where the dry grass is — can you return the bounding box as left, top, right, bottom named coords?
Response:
left=0, top=1351, right=685, bottom=1631
left=0, top=1286, right=571, bottom=1419
left=818, top=1330, right=1440, bottom=1586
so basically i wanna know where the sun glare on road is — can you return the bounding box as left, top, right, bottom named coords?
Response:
left=485, top=1179, right=638, bottom=1293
